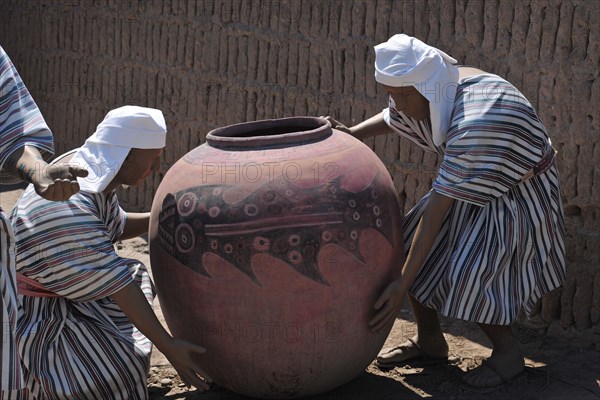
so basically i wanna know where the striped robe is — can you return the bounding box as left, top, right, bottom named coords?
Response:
left=384, top=74, right=565, bottom=324
left=0, top=46, right=54, bottom=391
left=5, top=189, right=154, bottom=399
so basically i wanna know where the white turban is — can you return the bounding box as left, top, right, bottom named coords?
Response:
left=374, top=34, right=459, bottom=146
left=69, top=106, right=167, bottom=193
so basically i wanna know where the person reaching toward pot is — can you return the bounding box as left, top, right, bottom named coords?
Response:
left=6, top=106, right=211, bottom=399
left=326, top=34, right=565, bottom=388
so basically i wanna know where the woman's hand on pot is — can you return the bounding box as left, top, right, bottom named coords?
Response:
left=368, top=279, right=406, bottom=333
left=163, top=338, right=213, bottom=391
left=322, top=116, right=351, bottom=134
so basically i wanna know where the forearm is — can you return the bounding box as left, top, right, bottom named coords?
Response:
left=111, top=282, right=174, bottom=355
left=349, top=112, right=392, bottom=140
left=121, top=212, right=150, bottom=239
left=397, top=191, right=455, bottom=294
left=4, top=145, right=48, bottom=184
left=113, top=282, right=212, bottom=390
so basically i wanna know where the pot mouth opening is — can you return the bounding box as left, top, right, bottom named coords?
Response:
left=206, top=117, right=332, bottom=149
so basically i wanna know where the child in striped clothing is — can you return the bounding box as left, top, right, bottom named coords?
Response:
left=5, top=106, right=212, bottom=399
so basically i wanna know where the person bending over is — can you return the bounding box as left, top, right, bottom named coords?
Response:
left=6, top=106, right=211, bottom=399
left=326, top=34, right=564, bottom=388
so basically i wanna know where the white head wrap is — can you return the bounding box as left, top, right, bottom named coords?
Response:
left=69, top=105, right=167, bottom=193
left=374, top=34, right=459, bottom=146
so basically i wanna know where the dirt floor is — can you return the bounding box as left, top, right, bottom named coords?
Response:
left=2, top=186, right=599, bottom=400
left=143, top=298, right=600, bottom=400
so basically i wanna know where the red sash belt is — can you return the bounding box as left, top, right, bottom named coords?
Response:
left=521, top=146, right=557, bottom=182
left=16, top=272, right=60, bottom=297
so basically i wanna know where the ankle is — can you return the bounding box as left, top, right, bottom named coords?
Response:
left=416, top=328, right=446, bottom=342
left=414, top=333, right=449, bottom=354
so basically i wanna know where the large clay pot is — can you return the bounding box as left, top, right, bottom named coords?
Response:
left=149, top=117, right=402, bottom=398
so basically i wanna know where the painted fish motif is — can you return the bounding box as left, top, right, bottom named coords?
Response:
left=157, top=173, right=394, bottom=286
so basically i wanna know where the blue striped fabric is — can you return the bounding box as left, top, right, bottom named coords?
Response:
left=386, top=74, right=565, bottom=324
left=0, top=45, right=54, bottom=392
left=6, top=189, right=155, bottom=399
left=0, top=46, right=54, bottom=184
left=1, top=210, right=22, bottom=392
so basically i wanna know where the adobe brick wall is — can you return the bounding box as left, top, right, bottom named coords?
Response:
left=1, top=0, right=598, bottom=337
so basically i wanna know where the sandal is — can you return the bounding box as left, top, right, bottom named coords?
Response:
left=376, top=338, right=448, bottom=369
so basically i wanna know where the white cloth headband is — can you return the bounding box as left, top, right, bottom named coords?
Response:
left=69, top=105, right=167, bottom=193
left=89, top=107, right=167, bottom=148
left=374, top=34, right=459, bottom=146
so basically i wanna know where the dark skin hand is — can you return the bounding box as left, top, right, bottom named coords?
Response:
left=104, top=147, right=212, bottom=390
left=369, top=191, right=454, bottom=332
left=4, top=145, right=88, bottom=201
left=325, top=116, right=456, bottom=330
left=323, top=85, right=454, bottom=332
left=111, top=283, right=213, bottom=390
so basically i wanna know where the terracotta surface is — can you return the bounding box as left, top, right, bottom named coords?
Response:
left=1, top=187, right=598, bottom=400
left=148, top=117, right=403, bottom=398
left=1, top=0, right=598, bottom=335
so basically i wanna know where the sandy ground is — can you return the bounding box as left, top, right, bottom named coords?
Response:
left=1, top=186, right=599, bottom=400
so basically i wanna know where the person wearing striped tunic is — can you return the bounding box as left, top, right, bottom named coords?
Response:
left=0, top=45, right=86, bottom=394
left=5, top=106, right=211, bottom=399
left=326, top=34, right=565, bottom=387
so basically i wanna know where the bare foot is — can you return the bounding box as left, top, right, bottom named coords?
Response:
left=462, top=349, right=525, bottom=387
left=376, top=334, right=448, bottom=367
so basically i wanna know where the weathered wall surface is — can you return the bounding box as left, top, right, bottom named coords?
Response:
left=1, top=0, right=598, bottom=338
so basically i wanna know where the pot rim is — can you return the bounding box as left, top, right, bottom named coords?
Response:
left=205, top=116, right=332, bottom=149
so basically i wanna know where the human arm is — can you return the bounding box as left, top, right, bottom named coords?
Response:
left=368, top=190, right=455, bottom=332
left=1, top=46, right=86, bottom=200
left=120, top=212, right=150, bottom=240
left=111, top=282, right=212, bottom=390
left=4, top=145, right=88, bottom=201
left=324, top=112, right=392, bottom=140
